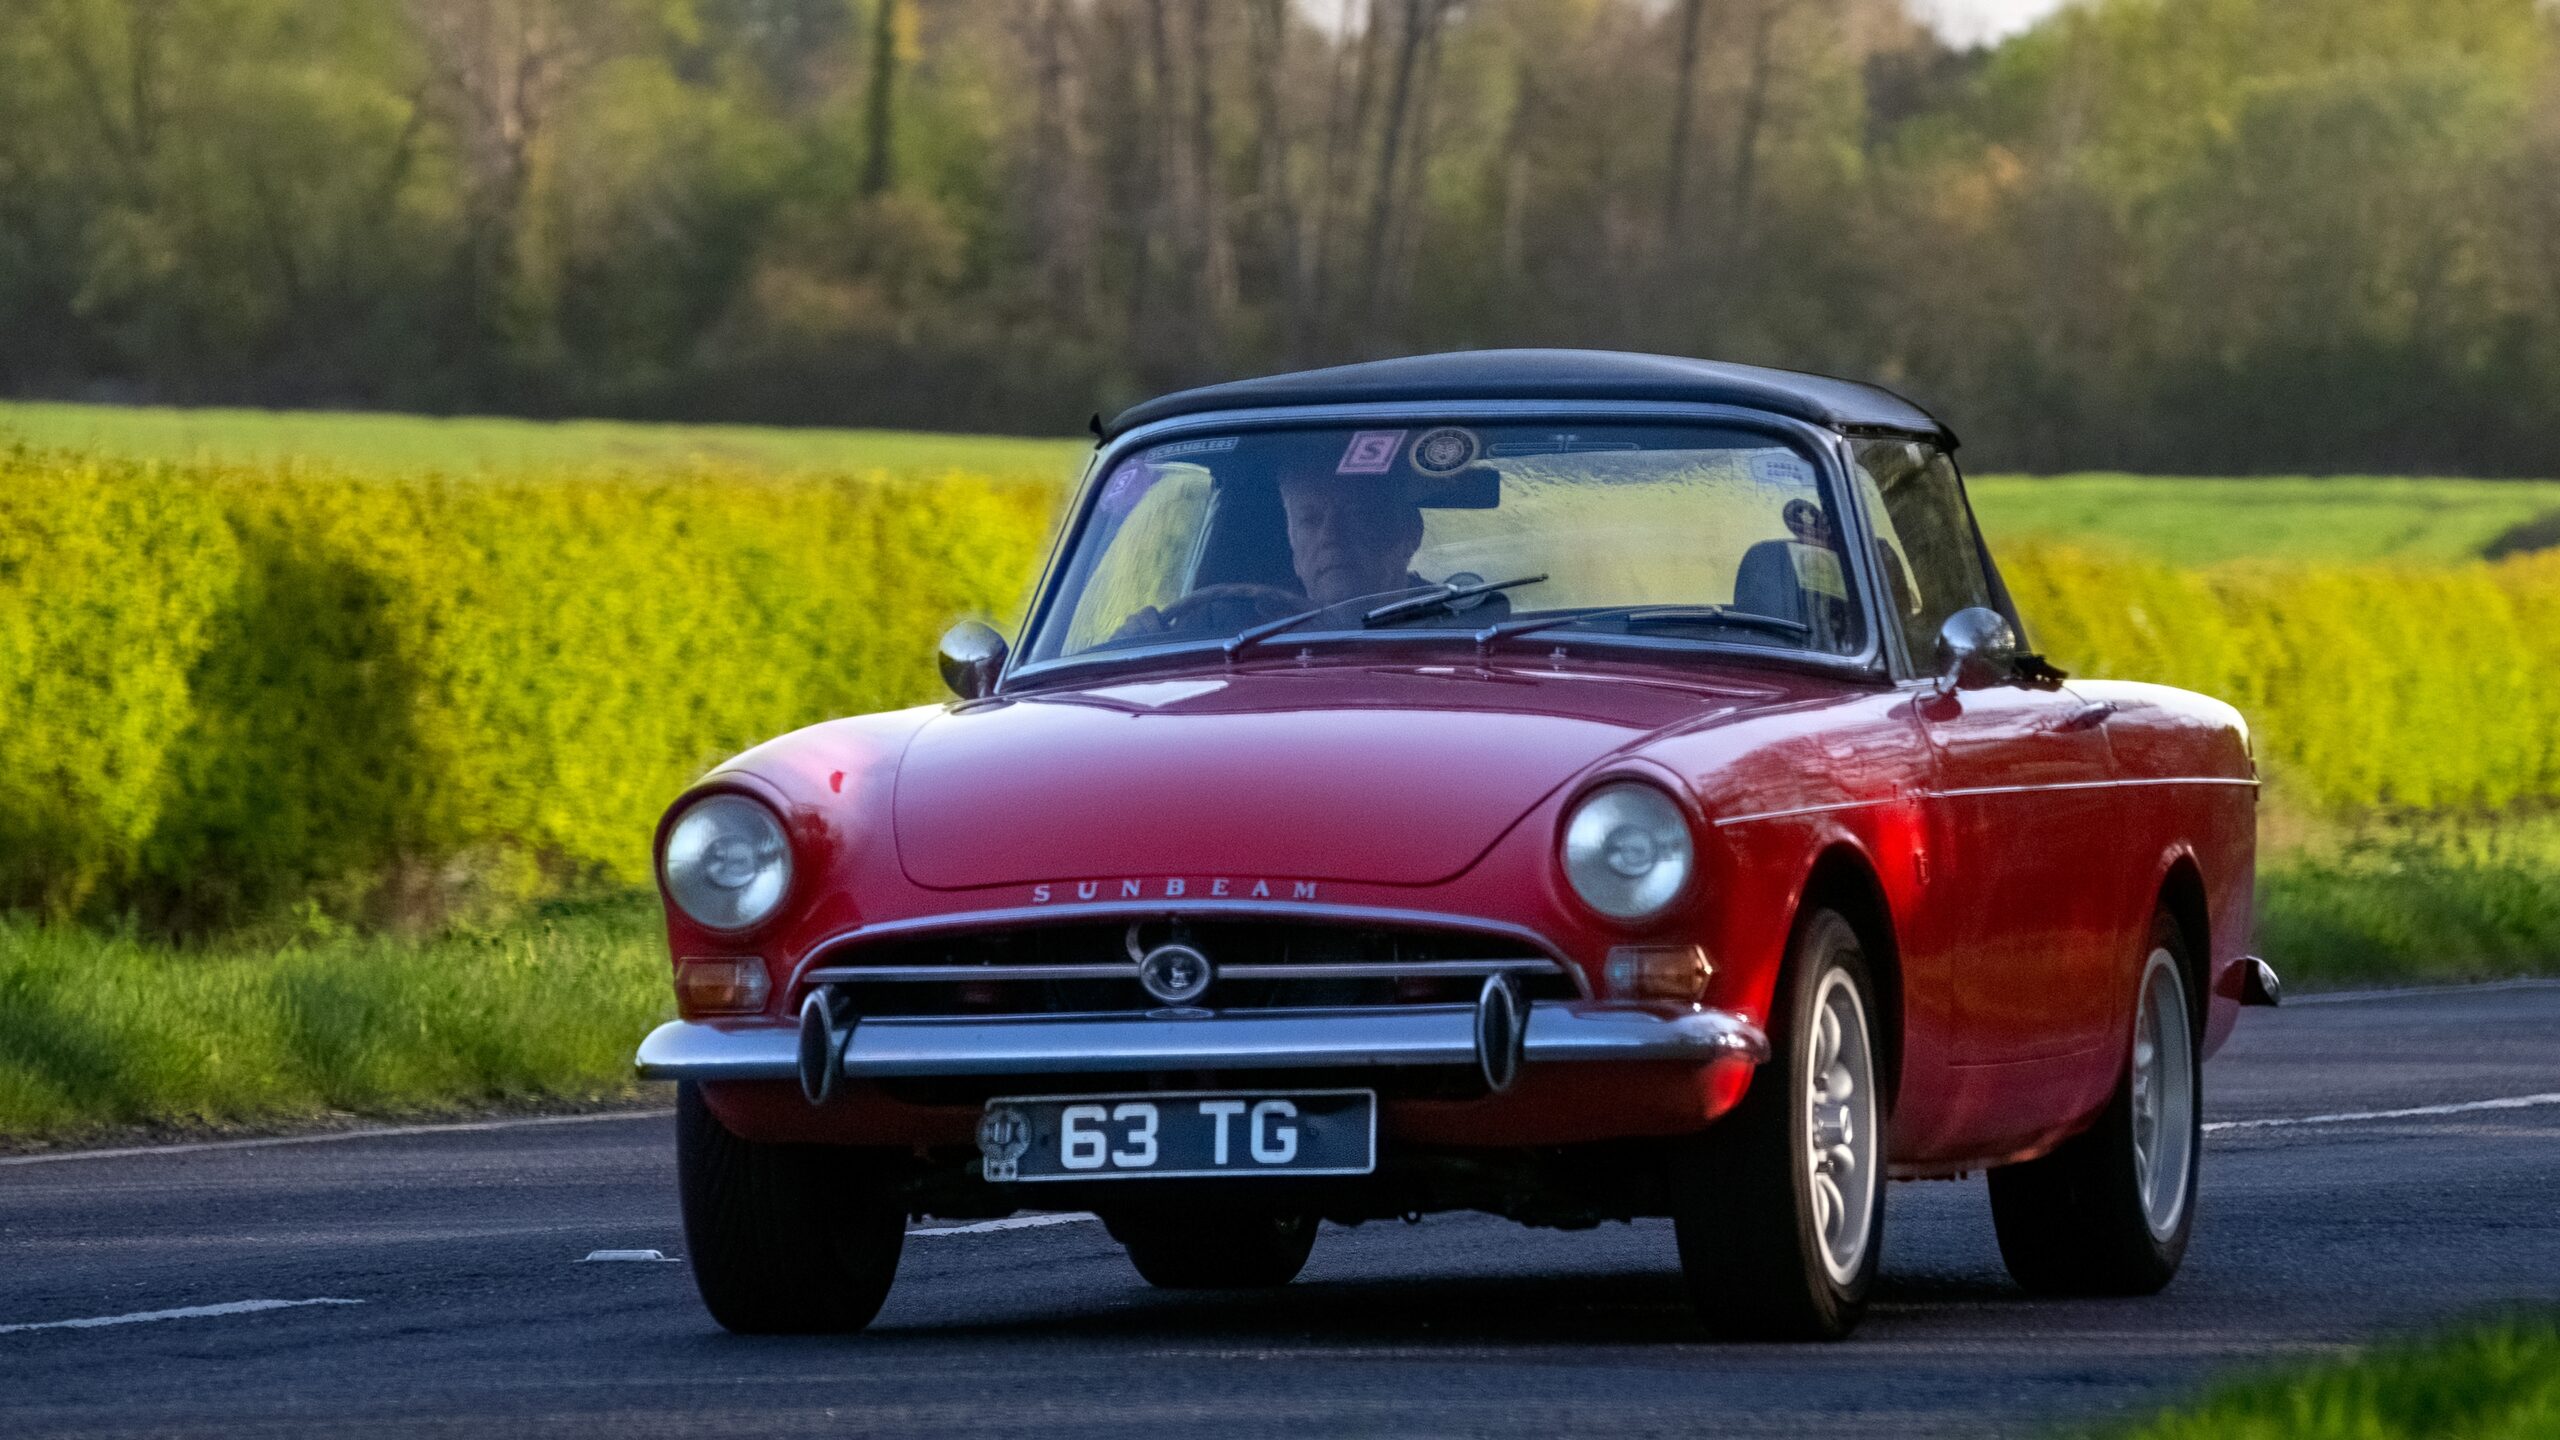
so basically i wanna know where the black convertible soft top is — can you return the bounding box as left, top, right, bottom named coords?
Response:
left=1101, top=348, right=1953, bottom=446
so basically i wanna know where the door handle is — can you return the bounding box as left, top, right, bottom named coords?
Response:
left=2059, top=701, right=2119, bottom=732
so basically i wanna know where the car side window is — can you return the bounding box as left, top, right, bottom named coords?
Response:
left=1849, top=440, right=1997, bottom=667
left=1061, top=463, right=1215, bottom=651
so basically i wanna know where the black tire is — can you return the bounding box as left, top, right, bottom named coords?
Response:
left=676, top=1081, right=906, bottom=1333
left=1987, top=911, right=2200, bottom=1296
left=1103, top=1206, right=1319, bottom=1289
left=1670, top=908, right=1887, bottom=1341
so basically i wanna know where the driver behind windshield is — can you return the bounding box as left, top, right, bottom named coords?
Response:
left=1113, top=456, right=1427, bottom=641
left=1278, top=466, right=1426, bottom=608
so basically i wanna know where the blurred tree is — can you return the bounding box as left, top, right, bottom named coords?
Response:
left=3, top=0, right=2559, bottom=470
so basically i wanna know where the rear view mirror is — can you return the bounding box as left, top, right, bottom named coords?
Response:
left=938, top=621, right=1008, bottom=700
left=1933, top=607, right=2019, bottom=694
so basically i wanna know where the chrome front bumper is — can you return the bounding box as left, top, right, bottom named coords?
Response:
left=636, top=1002, right=1769, bottom=1083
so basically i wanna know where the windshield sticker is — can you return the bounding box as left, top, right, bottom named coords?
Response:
left=1142, top=435, right=1239, bottom=463
left=1097, top=462, right=1160, bottom=516
left=1408, top=426, right=1480, bottom=476
left=1336, top=430, right=1407, bottom=474
left=1752, top=452, right=1815, bottom=487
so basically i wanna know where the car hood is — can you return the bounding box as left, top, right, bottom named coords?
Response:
left=889, top=662, right=1781, bottom=890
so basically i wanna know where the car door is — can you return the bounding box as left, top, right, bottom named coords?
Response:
left=1848, top=441, right=2119, bottom=1064
left=1915, top=683, right=2121, bottom=1061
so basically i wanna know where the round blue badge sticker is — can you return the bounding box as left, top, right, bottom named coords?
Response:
left=1409, top=426, right=1481, bottom=477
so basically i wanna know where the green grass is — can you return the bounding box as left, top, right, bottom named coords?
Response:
left=0, top=898, right=670, bottom=1143
left=12, top=399, right=2560, bottom=565
left=2256, top=813, right=2560, bottom=988
left=1972, top=473, right=2560, bottom=565
left=0, top=398, right=1087, bottom=479
left=0, top=818, right=2549, bottom=1142
left=2094, top=1314, right=2560, bottom=1439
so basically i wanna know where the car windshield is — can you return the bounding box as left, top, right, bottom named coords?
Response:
left=1020, top=421, right=1866, bottom=667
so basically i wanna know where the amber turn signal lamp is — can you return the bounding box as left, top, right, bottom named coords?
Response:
left=676, top=957, right=772, bottom=1015
left=1602, top=944, right=1712, bottom=1003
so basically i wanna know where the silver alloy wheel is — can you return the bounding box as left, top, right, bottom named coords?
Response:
left=2129, top=947, right=2197, bottom=1240
left=1804, top=963, right=1880, bottom=1285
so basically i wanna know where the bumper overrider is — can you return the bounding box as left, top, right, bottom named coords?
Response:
left=638, top=996, right=1770, bottom=1099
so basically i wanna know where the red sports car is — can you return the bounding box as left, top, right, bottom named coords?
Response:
left=636, top=350, right=2273, bottom=1340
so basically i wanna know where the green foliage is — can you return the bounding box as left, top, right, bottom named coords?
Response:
left=5, top=0, right=2560, bottom=470
left=0, top=452, right=240, bottom=915
left=0, top=398, right=1087, bottom=476
left=2094, top=1313, right=2560, bottom=1440
left=0, top=445, right=1060, bottom=928
left=2011, top=545, right=2560, bottom=813
left=0, top=899, right=670, bottom=1138
left=1971, top=475, right=2560, bottom=566
left=12, top=420, right=2560, bottom=927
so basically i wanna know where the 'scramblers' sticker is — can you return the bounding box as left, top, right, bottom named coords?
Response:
left=1408, top=426, right=1480, bottom=477
left=1753, top=452, right=1815, bottom=487
left=1142, top=436, right=1239, bottom=463
left=1336, top=430, right=1407, bottom=474
left=1788, top=544, right=1848, bottom=601
left=1098, top=462, right=1160, bottom=516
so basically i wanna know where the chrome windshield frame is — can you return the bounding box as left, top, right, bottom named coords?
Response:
left=1003, top=400, right=1911, bottom=694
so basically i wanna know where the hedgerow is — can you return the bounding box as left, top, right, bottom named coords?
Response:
left=7, top=443, right=2560, bottom=933
left=0, top=447, right=1060, bottom=928
left=2009, top=546, right=2560, bottom=812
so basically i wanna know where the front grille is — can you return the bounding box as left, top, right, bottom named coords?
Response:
left=800, top=917, right=1579, bottom=1018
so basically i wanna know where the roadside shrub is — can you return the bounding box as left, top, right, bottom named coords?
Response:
left=0, top=449, right=1061, bottom=929
left=0, top=450, right=240, bottom=916
left=2010, top=545, right=2560, bottom=813
left=12, top=445, right=2560, bottom=931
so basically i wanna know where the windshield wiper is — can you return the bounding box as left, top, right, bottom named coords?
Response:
left=1221, top=580, right=1449, bottom=661
left=1472, top=604, right=1811, bottom=658
left=1361, top=573, right=1549, bottom=627
left=1223, top=575, right=1552, bottom=660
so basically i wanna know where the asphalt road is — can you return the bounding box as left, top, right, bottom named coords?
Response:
left=5, top=982, right=2558, bottom=1438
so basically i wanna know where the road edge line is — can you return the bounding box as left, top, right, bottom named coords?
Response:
left=0, top=1108, right=676, bottom=1168
left=2205, top=1092, right=2560, bottom=1134
left=2286, top=977, right=2560, bottom=1006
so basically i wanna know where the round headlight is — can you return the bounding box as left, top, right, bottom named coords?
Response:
left=1562, top=782, right=1694, bottom=921
left=662, top=794, right=793, bottom=930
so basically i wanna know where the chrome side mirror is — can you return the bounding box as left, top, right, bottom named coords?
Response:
left=1932, top=606, right=2019, bottom=695
left=937, top=621, right=1008, bottom=700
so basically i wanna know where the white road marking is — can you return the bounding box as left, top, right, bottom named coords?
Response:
left=0, top=1109, right=675, bottom=1167
left=0, top=1298, right=362, bottom=1335
left=909, top=1213, right=1098, bottom=1237
left=579, top=1249, right=678, bottom=1263
left=2206, top=1092, right=2560, bottom=1133
left=2288, top=977, right=2560, bottom=1006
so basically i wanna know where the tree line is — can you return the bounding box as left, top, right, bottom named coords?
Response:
left=2, top=0, right=2553, bottom=474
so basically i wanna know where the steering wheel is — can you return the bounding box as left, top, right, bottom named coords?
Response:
left=1119, top=583, right=1306, bottom=641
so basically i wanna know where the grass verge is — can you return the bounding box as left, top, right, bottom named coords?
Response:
left=0, top=898, right=669, bottom=1144
left=4, top=827, right=2556, bottom=1143
left=2256, top=814, right=2560, bottom=988
left=2094, top=1314, right=2560, bottom=1439
left=0, top=398, right=1088, bottom=478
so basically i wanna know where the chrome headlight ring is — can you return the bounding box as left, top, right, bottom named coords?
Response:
left=1561, top=781, right=1695, bottom=922
left=661, top=793, right=793, bottom=931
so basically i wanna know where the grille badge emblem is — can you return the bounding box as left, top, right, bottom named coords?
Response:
left=1136, top=942, right=1214, bottom=1006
